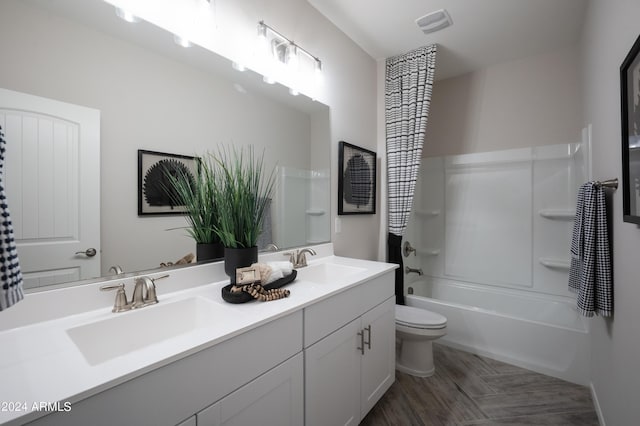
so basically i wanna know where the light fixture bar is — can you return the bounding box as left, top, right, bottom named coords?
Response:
left=257, top=21, right=322, bottom=71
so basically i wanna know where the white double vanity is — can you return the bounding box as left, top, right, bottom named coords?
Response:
left=0, top=244, right=397, bottom=426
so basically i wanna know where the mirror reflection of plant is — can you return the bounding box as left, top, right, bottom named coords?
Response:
left=165, top=155, right=221, bottom=244
left=212, top=145, right=276, bottom=249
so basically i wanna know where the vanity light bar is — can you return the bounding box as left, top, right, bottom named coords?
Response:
left=257, top=21, right=322, bottom=74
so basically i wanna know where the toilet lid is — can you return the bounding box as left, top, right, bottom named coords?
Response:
left=396, top=305, right=447, bottom=329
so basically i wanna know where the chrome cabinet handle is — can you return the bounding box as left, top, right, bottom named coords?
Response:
left=357, top=330, right=365, bottom=355
left=364, top=325, right=371, bottom=350
left=75, top=248, right=97, bottom=257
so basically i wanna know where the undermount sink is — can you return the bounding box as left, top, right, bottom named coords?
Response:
left=67, top=297, right=226, bottom=365
left=296, top=262, right=366, bottom=283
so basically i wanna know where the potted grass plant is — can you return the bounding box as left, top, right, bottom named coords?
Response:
left=211, top=145, right=276, bottom=284
left=165, top=154, right=224, bottom=261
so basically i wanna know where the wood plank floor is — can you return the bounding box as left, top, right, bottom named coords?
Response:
left=361, top=344, right=599, bottom=426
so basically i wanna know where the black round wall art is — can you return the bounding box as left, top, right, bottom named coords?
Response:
left=143, top=158, right=195, bottom=208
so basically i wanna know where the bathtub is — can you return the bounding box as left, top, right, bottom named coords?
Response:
left=406, top=278, right=590, bottom=385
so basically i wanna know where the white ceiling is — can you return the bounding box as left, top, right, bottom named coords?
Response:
left=307, top=0, right=588, bottom=80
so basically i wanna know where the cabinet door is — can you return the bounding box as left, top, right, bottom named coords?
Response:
left=360, top=297, right=396, bottom=417
left=198, top=353, right=304, bottom=426
left=305, top=318, right=362, bottom=426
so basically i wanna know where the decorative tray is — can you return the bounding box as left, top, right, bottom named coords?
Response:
left=221, top=270, right=297, bottom=304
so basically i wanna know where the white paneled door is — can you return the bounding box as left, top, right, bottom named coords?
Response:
left=0, top=88, right=100, bottom=289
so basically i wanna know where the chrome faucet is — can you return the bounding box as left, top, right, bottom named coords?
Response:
left=100, top=274, right=169, bottom=313
left=264, top=243, right=280, bottom=252
left=405, top=266, right=423, bottom=276
left=283, top=247, right=317, bottom=268
left=109, top=265, right=124, bottom=275
left=131, top=274, right=168, bottom=308
left=132, top=276, right=155, bottom=308
left=296, top=248, right=317, bottom=267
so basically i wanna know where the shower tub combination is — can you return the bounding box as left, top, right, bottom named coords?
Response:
left=406, top=279, right=589, bottom=385
left=404, top=141, right=591, bottom=385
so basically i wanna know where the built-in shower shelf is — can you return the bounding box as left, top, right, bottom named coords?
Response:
left=417, top=248, right=441, bottom=256
left=539, top=257, right=570, bottom=270
left=415, top=209, right=440, bottom=218
left=305, top=209, right=326, bottom=216
left=539, top=209, right=575, bottom=220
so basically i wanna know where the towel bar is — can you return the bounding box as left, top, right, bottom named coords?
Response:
left=594, top=178, right=618, bottom=189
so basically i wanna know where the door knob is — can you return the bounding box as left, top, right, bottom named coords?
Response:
left=75, top=248, right=97, bottom=257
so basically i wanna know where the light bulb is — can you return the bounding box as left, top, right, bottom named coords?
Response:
left=286, top=43, right=299, bottom=72
left=232, top=62, right=246, bottom=72
left=115, top=7, right=140, bottom=23
left=257, top=22, right=268, bottom=52
left=314, top=59, right=323, bottom=85
left=174, top=34, right=192, bottom=48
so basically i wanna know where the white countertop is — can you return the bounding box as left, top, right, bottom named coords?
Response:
left=0, top=246, right=396, bottom=425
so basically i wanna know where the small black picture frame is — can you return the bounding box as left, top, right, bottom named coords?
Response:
left=338, top=141, right=376, bottom=215
left=138, top=149, right=198, bottom=216
left=621, top=33, right=640, bottom=224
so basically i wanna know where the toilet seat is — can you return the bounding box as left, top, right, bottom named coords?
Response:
left=396, top=305, right=447, bottom=330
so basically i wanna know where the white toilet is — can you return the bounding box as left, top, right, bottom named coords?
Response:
left=395, top=305, right=447, bottom=377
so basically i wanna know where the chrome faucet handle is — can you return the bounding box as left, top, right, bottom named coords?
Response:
left=403, top=241, right=417, bottom=257
left=283, top=252, right=296, bottom=265
left=100, top=283, right=129, bottom=313
left=146, top=274, right=169, bottom=305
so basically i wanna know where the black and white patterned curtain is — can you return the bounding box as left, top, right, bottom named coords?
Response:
left=386, top=45, right=437, bottom=305
left=0, top=125, right=24, bottom=311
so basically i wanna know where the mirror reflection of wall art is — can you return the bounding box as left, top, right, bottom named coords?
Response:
left=338, top=141, right=376, bottom=215
left=138, top=150, right=198, bottom=216
left=621, top=33, right=640, bottom=224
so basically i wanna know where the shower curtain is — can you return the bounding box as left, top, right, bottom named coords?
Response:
left=386, top=45, right=437, bottom=305
left=0, top=125, right=24, bottom=311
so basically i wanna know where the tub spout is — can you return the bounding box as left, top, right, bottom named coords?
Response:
left=405, top=266, right=423, bottom=276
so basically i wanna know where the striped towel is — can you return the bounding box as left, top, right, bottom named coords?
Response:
left=568, top=182, right=612, bottom=317
left=0, top=125, right=24, bottom=311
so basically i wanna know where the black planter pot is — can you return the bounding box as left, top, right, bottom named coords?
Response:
left=224, top=246, right=258, bottom=285
left=196, top=242, right=224, bottom=262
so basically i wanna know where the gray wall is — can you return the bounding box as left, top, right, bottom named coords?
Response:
left=423, top=46, right=582, bottom=157
left=580, top=0, right=640, bottom=424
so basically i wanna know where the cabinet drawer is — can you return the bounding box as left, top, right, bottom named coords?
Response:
left=304, top=271, right=394, bottom=347
left=31, top=311, right=303, bottom=426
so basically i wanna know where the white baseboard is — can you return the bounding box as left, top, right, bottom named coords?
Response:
left=590, top=382, right=605, bottom=426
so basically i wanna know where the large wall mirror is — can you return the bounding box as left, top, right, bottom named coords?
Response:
left=621, top=33, right=640, bottom=224
left=0, top=0, right=331, bottom=291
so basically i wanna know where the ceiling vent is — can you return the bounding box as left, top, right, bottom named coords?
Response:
left=416, top=9, right=453, bottom=35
